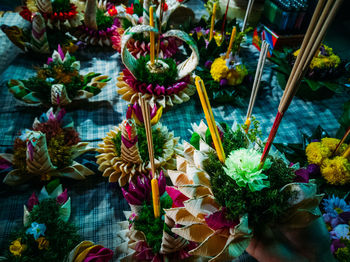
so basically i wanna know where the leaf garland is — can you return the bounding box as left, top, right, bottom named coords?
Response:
left=96, top=8, right=114, bottom=30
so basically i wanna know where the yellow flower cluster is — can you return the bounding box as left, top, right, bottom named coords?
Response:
left=9, top=238, right=26, bottom=256
left=36, top=236, right=50, bottom=250
left=306, top=137, right=350, bottom=185
left=210, top=56, right=248, bottom=86
left=293, top=45, right=341, bottom=70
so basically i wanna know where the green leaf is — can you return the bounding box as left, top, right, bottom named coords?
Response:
left=304, top=79, right=321, bottom=91
left=190, top=132, right=201, bottom=150
left=322, top=81, right=341, bottom=92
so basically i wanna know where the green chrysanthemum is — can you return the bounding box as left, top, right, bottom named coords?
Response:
left=224, top=148, right=272, bottom=192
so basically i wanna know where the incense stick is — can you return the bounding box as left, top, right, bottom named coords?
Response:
left=242, top=0, right=255, bottom=32
left=260, top=0, right=343, bottom=166
left=245, top=41, right=269, bottom=126
left=334, top=126, right=350, bottom=155
left=140, top=97, right=160, bottom=218
left=195, top=76, right=225, bottom=163
left=221, top=0, right=231, bottom=36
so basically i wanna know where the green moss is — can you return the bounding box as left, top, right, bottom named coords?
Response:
left=6, top=199, right=80, bottom=262
left=96, top=8, right=114, bottom=30
left=137, top=126, right=167, bottom=162
left=133, top=193, right=173, bottom=254
left=134, top=55, right=178, bottom=86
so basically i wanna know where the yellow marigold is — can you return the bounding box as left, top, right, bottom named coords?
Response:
left=210, top=57, right=229, bottom=82
left=321, top=137, right=340, bottom=152
left=210, top=57, right=248, bottom=86
left=305, top=142, right=330, bottom=165
left=321, top=156, right=350, bottom=185
left=293, top=45, right=341, bottom=70
left=9, top=238, right=26, bottom=257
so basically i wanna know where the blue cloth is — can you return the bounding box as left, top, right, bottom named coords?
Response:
left=0, top=9, right=348, bottom=262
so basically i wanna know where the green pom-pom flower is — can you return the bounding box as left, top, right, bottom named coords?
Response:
left=223, top=148, right=272, bottom=192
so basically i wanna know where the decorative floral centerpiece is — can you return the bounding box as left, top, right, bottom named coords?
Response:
left=0, top=108, right=94, bottom=186
left=116, top=25, right=199, bottom=109
left=111, top=0, right=193, bottom=56
left=270, top=44, right=349, bottom=100
left=7, top=46, right=110, bottom=106
left=5, top=180, right=113, bottom=261
left=163, top=120, right=322, bottom=261
left=191, top=19, right=252, bottom=103
left=74, top=0, right=120, bottom=48
left=20, top=0, right=83, bottom=29
left=1, top=12, right=78, bottom=55
left=116, top=170, right=197, bottom=261
left=96, top=103, right=179, bottom=186
left=322, top=195, right=350, bottom=262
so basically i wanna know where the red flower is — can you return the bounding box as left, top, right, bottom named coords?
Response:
left=126, top=4, right=134, bottom=15
left=108, top=6, right=118, bottom=16
left=161, top=2, right=168, bottom=11
left=177, top=0, right=184, bottom=2
left=19, top=6, right=32, bottom=22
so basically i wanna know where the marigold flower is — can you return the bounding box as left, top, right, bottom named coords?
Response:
left=321, top=156, right=350, bottom=185
left=305, top=142, right=330, bottom=165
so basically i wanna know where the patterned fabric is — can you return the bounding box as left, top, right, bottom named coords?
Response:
left=0, top=9, right=348, bottom=262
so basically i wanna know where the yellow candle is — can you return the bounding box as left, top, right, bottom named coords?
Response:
left=195, top=76, right=225, bottom=163
left=244, top=117, right=251, bottom=134
left=226, top=26, right=236, bottom=58
left=209, top=3, right=217, bottom=41
left=151, top=178, right=160, bottom=218
left=149, top=6, right=155, bottom=65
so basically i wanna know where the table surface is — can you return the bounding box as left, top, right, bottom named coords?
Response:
left=0, top=6, right=349, bottom=261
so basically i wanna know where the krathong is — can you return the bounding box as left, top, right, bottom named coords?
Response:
left=5, top=180, right=113, bottom=261
left=164, top=121, right=322, bottom=261
left=116, top=170, right=198, bottom=261
left=7, top=46, right=110, bottom=106
left=117, top=24, right=199, bottom=109
left=0, top=108, right=94, bottom=186
left=96, top=104, right=179, bottom=186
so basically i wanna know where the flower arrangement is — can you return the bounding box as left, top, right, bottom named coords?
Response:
left=1, top=12, right=78, bottom=55
left=74, top=0, right=121, bottom=48
left=270, top=45, right=349, bottom=100
left=163, top=120, right=322, bottom=261
left=306, top=138, right=349, bottom=186
left=7, top=46, right=110, bottom=106
left=20, top=0, right=83, bottom=30
left=0, top=108, right=94, bottom=186
left=116, top=170, right=197, bottom=261
left=96, top=103, right=179, bottom=186
left=191, top=19, right=252, bottom=103
left=322, top=195, right=350, bottom=261
left=111, top=0, right=192, bottom=56
left=117, top=25, right=199, bottom=109
left=5, top=180, right=113, bottom=261
left=274, top=126, right=350, bottom=197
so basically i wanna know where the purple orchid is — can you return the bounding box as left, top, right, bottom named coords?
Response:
left=166, top=186, right=189, bottom=207
left=126, top=102, right=159, bottom=124
left=307, top=164, right=320, bottom=176
left=294, top=168, right=310, bottom=183
left=122, top=171, right=166, bottom=205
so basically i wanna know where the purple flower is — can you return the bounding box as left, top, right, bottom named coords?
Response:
left=205, top=208, right=238, bottom=230
left=331, top=239, right=345, bottom=253
left=219, top=78, right=228, bottom=86
left=339, top=212, right=350, bottom=224
left=294, top=168, right=309, bottom=183
left=204, top=60, right=213, bottom=69
left=307, top=164, right=320, bottom=176
left=311, top=139, right=320, bottom=142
